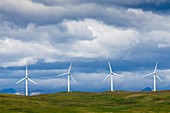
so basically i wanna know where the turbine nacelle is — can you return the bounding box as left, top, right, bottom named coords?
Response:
left=143, top=62, right=162, bottom=91
left=103, top=61, right=123, bottom=91
left=143, top=62, right=162, bottom=81
left=16, top=65, right=37, bottom=96
left=57, top=63, right=77, bottom=92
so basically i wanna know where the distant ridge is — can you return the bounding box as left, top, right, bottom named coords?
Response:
left=141, top=87, right=152, bottom=92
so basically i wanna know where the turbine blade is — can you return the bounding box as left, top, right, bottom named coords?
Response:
left=28, top=78, right=37, bottom=84
left=154, top=62, right=158, bottom=73
left=156, top=75, right=162, bottom=82
left=16, top=77, right=26, bottom=84
left=57, top=73, right=68, bottom=77
left=26, top=65, right=28, bottom=78
left=103, top=74, right=111, bottom=82
left=143, top=73, right=154, bottom=77
left=71, top=75, right=77, bottom=83
left=108, top=61, right=113, bottom=73
left=113, top=73, right=124, bottom=77
left=68, top=62, right=72, bottom=73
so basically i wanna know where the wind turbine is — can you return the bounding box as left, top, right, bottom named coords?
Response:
left=57, top=63, right=77, bottom=92
left=143, top=62, right=162, bottom=91
left=16, top=65, right=37, bottom=96
left=103, top=61, right=123, bottom=92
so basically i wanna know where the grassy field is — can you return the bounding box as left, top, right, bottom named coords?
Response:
left=0, top=91, right=170, bottom=113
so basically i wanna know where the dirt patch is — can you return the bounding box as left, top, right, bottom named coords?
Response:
left=124, top=94, right=144, bottom=99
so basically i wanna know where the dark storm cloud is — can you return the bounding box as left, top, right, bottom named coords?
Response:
left=1, top=0, right=169, bottom=28
left=32, top=0, right=170, bottom=12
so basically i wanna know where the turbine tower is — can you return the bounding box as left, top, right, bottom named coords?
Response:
left=16, top=65, right=37, bottom=96
left=57, top=63, right=77, bottom=92
left=143, top=62, right=162, bottom=91
left=103, top=61, right=123, bottom=92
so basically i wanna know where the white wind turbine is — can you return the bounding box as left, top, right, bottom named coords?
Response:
left=57, top=63, right=77, bottom=92
left=143, top=62, right=162, bottom=91
left=103, top=61, right=123, bottom=92
left=16, top=65, right=37, bottom=96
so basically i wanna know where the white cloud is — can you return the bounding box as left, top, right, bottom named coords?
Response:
left=0, top=16, right=170, bottom=67
left=0, top=0, right=169, bottom=69
left=65, top=19, right=139, bottom=59
left=0, top=18, right=141, bottom=66
left=146, top=31, right=170, bottom=48
left=0, top=38, right=58, bottom=67
left=158, top=44, right=170, bottom=48
left=1, top=57, right=37, bottom=67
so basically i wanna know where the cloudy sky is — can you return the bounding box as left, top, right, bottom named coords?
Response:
left=0, top=0, right=170, bottom=93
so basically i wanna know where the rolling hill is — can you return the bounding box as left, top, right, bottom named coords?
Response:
left=0, top=90, right=170, bottom=113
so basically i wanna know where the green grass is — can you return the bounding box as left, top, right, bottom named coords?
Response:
left=0, top=91, right=170, bottom=113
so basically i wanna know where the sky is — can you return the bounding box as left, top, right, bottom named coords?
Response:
left=0, top=0, right=170, bottom=93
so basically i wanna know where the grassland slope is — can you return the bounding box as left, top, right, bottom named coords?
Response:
left=0, top=91, right=170, bottom=113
